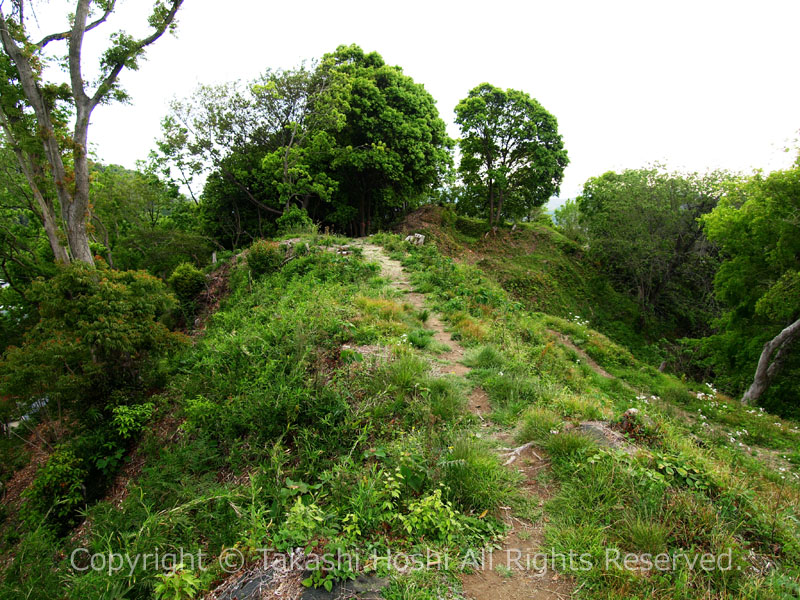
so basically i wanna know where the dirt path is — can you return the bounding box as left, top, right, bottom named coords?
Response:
left=546, top=329, right=614, bottom=379
left=355, top=241, right=572, bottom=600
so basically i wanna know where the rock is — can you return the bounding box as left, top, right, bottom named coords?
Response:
left=215, top=568, right=275, bottom=600
left=404, top=233, right=425, bottom=246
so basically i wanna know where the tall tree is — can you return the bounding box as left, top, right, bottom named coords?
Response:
left=321, top=44, right=452, bottom=235
left=579, top=168, right=725, bottom=333
left=157, top=65, right=345, bottom=221
left=455, top=83, right=568, bottom=227
left=0, top=0, right=184, bottom=265
left=703, top=164, right=800, bottom=406
left=0, top=55, right=70, bottom=263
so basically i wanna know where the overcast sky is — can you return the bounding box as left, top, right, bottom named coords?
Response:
left=32, top=0, right=800, bottom=207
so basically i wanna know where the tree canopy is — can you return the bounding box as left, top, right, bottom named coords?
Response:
left=455, top=83, right=568, bottom=226
left=703, top=162, right=800, bottom=406
left=578, top=168, right=725, bottom=335
left=156, top=45, right=452, bottom=242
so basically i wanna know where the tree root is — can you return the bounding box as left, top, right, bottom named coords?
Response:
left=500, top=442, right=542, bottom=465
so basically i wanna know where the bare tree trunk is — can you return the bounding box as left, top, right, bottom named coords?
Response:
left=741, top=317, right=800, bottom=404
left=0, top=114, right=70, bottom=263
left=488, top=181, right=495, bottom=227
left=494, top=190, right=505, bottom=226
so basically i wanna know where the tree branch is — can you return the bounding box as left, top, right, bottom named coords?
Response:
left=69, top=0, right=92, bottom=107
left=742, top=317, right=800, bottom=404
left=89, top=0, right=183, bottom=109
left=36, top=1, right=118, bottom=48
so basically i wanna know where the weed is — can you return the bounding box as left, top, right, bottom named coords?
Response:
left=516, top=407, right=563, bottom=444
left=440, top=437, right=517, bottom=512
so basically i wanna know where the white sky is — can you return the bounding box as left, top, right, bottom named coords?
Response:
left=30, top=0, right=800, bottom=207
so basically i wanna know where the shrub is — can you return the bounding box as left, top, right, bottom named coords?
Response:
left=276, top=205, right=315, bottom=235
left=111, top=402, right=155, bottom=440
left=21, top=448, right=86, bottom=529
left=168, top=262, right=206, bottom=306
left=247, top=240, right=284, bottom=276
left=154, top=564, right=201, bottom=600
left=0, top=263, right=185, bottom=408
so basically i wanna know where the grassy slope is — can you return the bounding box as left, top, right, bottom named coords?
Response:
left=397, top=207, right=663, bottom=362
left=1, top=225, right=798, bottom=600
left=0, top=236, right=518, bottom=599
left=375, top=230, right=800, bottom=599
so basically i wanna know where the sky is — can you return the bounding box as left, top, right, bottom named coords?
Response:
left=28, top=0, right=800, bottom=208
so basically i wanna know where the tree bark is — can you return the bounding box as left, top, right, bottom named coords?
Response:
left=0, top=112, right=70, bottom=263
left=741, top=317, right=800, bottom=404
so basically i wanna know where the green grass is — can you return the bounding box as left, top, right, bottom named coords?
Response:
left=373, top=232, right=800, bottom=599
left=2, top=230, right=799, bottom=600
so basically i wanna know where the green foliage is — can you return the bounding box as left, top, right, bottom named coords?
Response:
left=275, top=498, right=328, bottom=551
left=319, top=44, right=453, bottom=233
left=163, top=46, right=450, bottom=240
left=246, top=240, right=284, bottom=276
left=90, top=164, right=212, bottom=276
left=111, top=402, right=155, bottom=440
left=578, top=168, right=725, bottom=336
left=154, top=564, right=201, bottom=600
left=168, top=262, right=206, bottom=306
left=455, top=83, right=568, bottom=225
left=399, top=488, right=460, bottom=543
left=701, top=164, right=800, bottom=412
left=0, top=262, right=185, bottom=408
left=21, top=448, right=86, bottom=529
left=552, top=198, right=586, bottom=243
left=276, top=205, right=315, bottom=235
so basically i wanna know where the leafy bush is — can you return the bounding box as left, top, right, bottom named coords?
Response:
left=168, top=262, right=206, bottom=306
left=111, top=402, right=155, bottom=440
left=21, top=448, right=86, bottom=529
left=276, top=205, right=315, bottom=235
left=154, top=564, right=201, bottom=600
left=275, top=498, right=328, bottom=551
left=0, top=263, right=186, bottom=408
left=247, top=240, right=284, bottom=276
